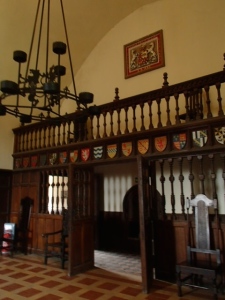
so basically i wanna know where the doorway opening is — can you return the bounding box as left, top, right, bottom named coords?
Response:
left=93, top=162, right=141, bottom=278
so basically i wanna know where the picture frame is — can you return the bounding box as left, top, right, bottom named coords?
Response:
left=124, top=30, right=165, bottom=79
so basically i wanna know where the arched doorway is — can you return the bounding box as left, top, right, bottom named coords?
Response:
left=123, top=184, right=140, bottom=253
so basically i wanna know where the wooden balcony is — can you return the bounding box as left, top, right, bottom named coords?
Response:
left=12, top=69, right=225, bottom=168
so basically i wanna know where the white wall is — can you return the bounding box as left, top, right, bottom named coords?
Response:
left=0, top=116, right=18, bottom=169
left=95, top=162, right=138, bottom=212
left=74, top=0, right=225, bottom=106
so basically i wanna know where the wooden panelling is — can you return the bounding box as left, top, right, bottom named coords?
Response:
left=174, top=221, right=188, bottom=264
left=68, top=219, right=94, bottom=275
left=0, top=169, right=12, bottom=235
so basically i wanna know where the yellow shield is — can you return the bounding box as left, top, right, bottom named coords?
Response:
left=107, top=144, right=117, bottom=158
left=137, top=139, right=149, bottom=154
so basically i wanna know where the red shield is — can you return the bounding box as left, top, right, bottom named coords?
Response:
left=31, top=156, right=38, bottom=167
left=23, top=157, right=29, bottom=168
left=81, top=148, right=90, bottom=161
left=155, top=136, right=167, bottom=152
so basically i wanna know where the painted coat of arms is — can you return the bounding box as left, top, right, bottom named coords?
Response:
left=173, top=133, right=186, bottom=150
left=124, top=30, right=165, bottom=79
left=23, top=157, right=29, bottom=168
left=137, top=139, right=149, bottom=154
left=107, top=144, right=117, bottom=158
left=15, top=158, right=22, bottom=169
left=70, top=150, right=78, bottom=163
left=81, top=148, right=90, bottom=162
left=192, top=129, right=207, bottom=147
left=93, top=146, right=103, bottom=159
left=49, top=153, right=57, bottom=165
left=122, top=142, right=132, bottom=156
left=31, top=156, right=38, bottom=167
left=215, top=127, right=225, bottom=144
left=155, top=136, right=167, bottom=152
left=40, top=154, right=46, bottom=166
left=59, top=152, right=67, bottom=164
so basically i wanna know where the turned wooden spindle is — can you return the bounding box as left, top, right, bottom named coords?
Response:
left=114, top=87, right=120, bottom=101
left=162, top=72, right=169, bottom=88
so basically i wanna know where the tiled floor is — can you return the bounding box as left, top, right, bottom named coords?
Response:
left=0, top=251, right=224, bottom=299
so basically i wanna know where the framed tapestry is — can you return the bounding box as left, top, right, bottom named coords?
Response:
left=124, top=30, right=165, bottom=79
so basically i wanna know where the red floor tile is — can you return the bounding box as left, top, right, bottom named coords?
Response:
left=120, top=286, right=142, bottom=297
left=0, top=278, right=7, bottom=285
left=0, top=269, right=14, bottom=275
left=40, top=280, right=62, bottom=288
left=1, top=283, right=23, bottom=291
left=97, top=282, right=119, bottom=290
left=36, top=294, right=62, bottom=300
left=24, top=276, right=44, bottom=283
left=80, top=290, right=104, bottom=300
left=29, top=267, right=46, bottom=273
left=9, top=272, right=28, bottom=279
left=59, top=284, right=81, bottom=294
left=108, top=297, right=127, bottom=300
left=78, top=278, right=98, bottom=285
left=16, top=263, right=32, bottom=269
left=43, top=270, right=62, bottom=276
left=146, top=292, right=171, bottom=299
left=17, top=288, right=42, bottom=297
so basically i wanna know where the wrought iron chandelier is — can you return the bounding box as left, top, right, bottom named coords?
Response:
left=0, top=0, right=94, bottom=124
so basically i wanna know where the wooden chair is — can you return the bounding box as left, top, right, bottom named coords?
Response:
left=179, top=89, right=203, bottom=121
left=42, top=208, right=68, bottom=269
left=176, top=194, right=223, bottom=299
left=0, top=196, right=33, bottom=255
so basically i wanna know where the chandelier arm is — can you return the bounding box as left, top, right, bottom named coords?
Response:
left=60, top=0, right=77, bottom=97
left=45, top=0, right=50, bottom=77
left=44, top=0, right=50, bottom=108
left=0, top=1, right=95, bottom=124
left=16, top=62, right=22, bottom=107
left=24, top=0, right=41, bottom=83
left=35, top=0, right=45, bottom=71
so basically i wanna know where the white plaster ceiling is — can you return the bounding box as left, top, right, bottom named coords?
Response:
left=0, top=0, right=158, bottom=89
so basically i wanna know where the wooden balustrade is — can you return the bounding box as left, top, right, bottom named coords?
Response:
left=12, top=70, right=225, bottom=154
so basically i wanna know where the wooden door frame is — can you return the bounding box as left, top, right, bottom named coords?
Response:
left=68, top=164, right=95, bottom=276
left=137, top=155, right=154, bottom=293
left=67, top=158, right=153, bottom=292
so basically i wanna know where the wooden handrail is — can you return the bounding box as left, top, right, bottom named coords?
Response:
left=12, top=69, right=225, bottom=154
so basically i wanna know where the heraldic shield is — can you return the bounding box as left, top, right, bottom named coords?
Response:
left=122, top=142, right=132, bottom=156
left=215, top=127, right=225, bottom=145
left=192, top=129, right=207, bottom=147
left=70, top=150, right=78, bottom=163
left=107, top=144, right=117, bottom=158
left=138, top=139, right=149, bottom=154
left=155, top=136, right=167, bottom=152
left=173, top=133, right=186, bottom=150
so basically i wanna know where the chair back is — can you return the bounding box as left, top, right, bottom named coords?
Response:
left=18, top=197, right=34, bottom=232
left=187, top=194, right=217, bottom=250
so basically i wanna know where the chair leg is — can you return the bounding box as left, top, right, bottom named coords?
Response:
left=213, top=277, right=218, bottom=300
left=177, top=271, right=182, bottom=297
left=44, top=246, right=48, bottom=265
